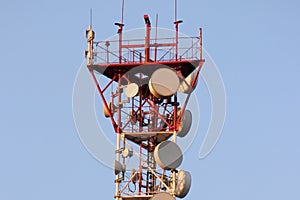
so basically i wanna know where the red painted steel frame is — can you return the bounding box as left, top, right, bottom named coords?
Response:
left=86, top=13, right=205, bottom=199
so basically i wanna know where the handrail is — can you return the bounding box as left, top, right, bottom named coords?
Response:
left=93, top=36, right=200, bottom=64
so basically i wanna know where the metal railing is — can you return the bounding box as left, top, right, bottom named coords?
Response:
left=93, top=36, right=201, bottom=65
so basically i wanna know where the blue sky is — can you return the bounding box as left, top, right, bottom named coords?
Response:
left=1, top=0, right=300, bottom=200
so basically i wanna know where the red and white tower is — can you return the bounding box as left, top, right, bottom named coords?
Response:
left=85, top=4, right=205, bottom=199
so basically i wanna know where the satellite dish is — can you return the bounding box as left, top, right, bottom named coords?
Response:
left=103, top=102, right=113, bottom=118
left=131, top=169, right=140, bottom=183
left=125, top=83, right=139, bottom=98
left=150, top=192, right=175, bottom=200
left=122, top=148, right=133, bottom=158
left=149, top=68, right=179, bottom=98
left=178, top=69, right=198, bottom=94
left=154, top=140, right=183, bottom=170
left=177, top=109, right=192, bottom=137
left=114, top=160, right=125, bottom=175
left=175, top=170, right=192, bottom=198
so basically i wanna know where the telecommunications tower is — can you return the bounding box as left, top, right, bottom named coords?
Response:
left=85, top=1, right=205, bottom=199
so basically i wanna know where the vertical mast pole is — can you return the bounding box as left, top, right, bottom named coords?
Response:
left=144, top=15, right=151, bottom=63
left=115, top=73, right=122, bottom=199
left=200, top=27, right=203, bottom=60
left=86, top=9, right=94, bottom=65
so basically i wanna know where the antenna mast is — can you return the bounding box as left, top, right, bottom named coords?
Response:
left=121, top=0, right=125, bottom=24
left=174, top=0, right=178, bottom=21
left=90, top=8, right=93, bottom=27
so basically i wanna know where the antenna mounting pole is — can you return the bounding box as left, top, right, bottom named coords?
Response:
left=174, top=0, right=177, bottom=21
left=90, top=8, right=93, bottom=28
left=121, top=0, right=125, bottom=24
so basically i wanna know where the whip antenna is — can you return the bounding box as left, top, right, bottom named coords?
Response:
left=121, top=0, right=125, bottom=24
left=174, top=0, right=178, bottom=21
left=89, top=8, right=93, bottom=28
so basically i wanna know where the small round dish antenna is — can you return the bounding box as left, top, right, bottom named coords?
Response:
left=177, top=109, right=192, bottom=137
left=178, top=70, right=198, bottom=94
left=122, top=148, right=133, bottom=158
left=125, top=83, right=139, bottom=98
left=114, top=160, right=125, bottom=175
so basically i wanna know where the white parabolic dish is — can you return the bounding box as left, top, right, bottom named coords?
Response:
left=178, top=68, right=199, bottom=94
left=177, top=109, right=192, bottom=137
left=154, top=140, right=183, bottom=170
left=150, top=192, right=175, bottom=200
left=175, top=170, right=192, bottom=198
left=125, top=83, right=139, bottom=98
left=149, top=68, right=180, bottom=98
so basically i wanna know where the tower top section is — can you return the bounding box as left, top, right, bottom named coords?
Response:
left=85, top=13, right=204, bottom=83
left=84, top=2, right=205, bottom=199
